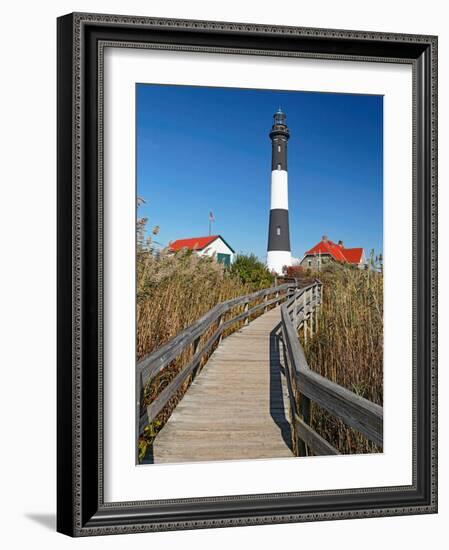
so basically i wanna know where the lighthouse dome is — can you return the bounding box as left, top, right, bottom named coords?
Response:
left=269, top=107, right=290, bottom=140
left=273, top=107, right=286, bottom=126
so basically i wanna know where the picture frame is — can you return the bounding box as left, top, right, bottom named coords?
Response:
left=57, top=12, right=438, bottom=536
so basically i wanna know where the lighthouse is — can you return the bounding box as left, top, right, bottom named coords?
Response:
left=267, top=108, right=292, bottom=274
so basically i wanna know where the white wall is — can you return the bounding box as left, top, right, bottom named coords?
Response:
left=200, top=237, right=235, bottom=263
left=0, top=1, right=446, bottom=548
left=270, top=170, right=289, bottom=209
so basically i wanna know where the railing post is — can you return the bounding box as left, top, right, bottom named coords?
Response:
left=193, top=336, right=201, bottom=355
left=244, top=301, right=249, bottom=325
left=316, top=283, right=321, bottom=333
left=218, top=313, right=224, bottom=344
left=281, top=321, right=300, bottom=456
left=264, top=293, right=268, bottom=313
left=298, top=393, right=311, bottom=456
left=310, top=286, right=315, bottom=337
left=293, top=292, right=298, bottom=329
left=303, top=289, right=308, bottom=345
left=291, top=408, right=299, bottom=457
left=275, top=290, right=280, bottom=307
left=191, top=335, right=202, bottom=379
left=137, top=370, right=149, bottom=444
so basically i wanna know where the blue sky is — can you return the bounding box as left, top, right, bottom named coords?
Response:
left=136, top=84, right=383, bottom=260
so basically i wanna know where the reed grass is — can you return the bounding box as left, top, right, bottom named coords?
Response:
left=137, top=249, right=252, bottom=359
left=301, top=264, right=383, bottom=454
left=137, top=247, right=256, bottom=460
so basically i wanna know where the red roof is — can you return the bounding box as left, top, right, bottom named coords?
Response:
left=169, top=235, right=220, bottom=252
left=304, top=238, right=364, bottom=264
left=341, top=247, right=364, bottom=264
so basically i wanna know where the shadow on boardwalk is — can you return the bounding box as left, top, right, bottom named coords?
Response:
left=269, top=322, right=293, bottom=452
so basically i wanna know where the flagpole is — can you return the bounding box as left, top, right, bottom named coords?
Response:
left=208, top=211, right=214, bottom=236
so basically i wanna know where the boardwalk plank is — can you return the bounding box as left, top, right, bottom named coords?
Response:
left=149, top=307, right=294, bottom=464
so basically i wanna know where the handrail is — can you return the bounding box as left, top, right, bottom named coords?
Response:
left=280, top=280, right=383, bottom=456
left=137, top=282, right=297, bottom=435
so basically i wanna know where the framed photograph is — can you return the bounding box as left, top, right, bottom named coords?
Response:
left=57, top=12, right=438, bottom=536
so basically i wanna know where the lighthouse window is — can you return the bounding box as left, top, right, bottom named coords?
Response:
left=276, top=226, right=281, bottom=236
left=277, top=163, right=281, bottom=170
left=277, top=145, right=281, bottom=152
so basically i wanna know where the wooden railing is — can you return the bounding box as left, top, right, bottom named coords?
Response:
left=137, top=282, right=298, bottom=437
left=280, top=280, right=383, bottom=456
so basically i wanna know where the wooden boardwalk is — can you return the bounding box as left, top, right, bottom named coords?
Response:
left=139, top=282, right=383, bottom=463
left=149, top=307, right=293, bottom=464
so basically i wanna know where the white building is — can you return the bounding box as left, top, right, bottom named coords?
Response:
left=168, top=235, right=235, bottom=267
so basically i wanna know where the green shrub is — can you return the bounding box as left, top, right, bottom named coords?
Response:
left=230, top=254, right=275, bottom=289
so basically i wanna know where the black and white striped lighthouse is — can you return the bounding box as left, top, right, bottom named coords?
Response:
left=267, top=108, right=292, bottom=274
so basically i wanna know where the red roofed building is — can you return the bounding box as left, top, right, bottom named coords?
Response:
left=300, top=236, right=365, bottom=269
left=168, top=235, right=235, bottom=267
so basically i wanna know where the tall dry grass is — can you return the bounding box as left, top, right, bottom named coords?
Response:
left=137, top=246, right=255, bottom=460
left=301, top=264, right=383, bottom=454
left=137, top=248, right=251, bottom=359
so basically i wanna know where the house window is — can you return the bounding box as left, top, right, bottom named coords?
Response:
left=277, top=163, right=281, bottom=170
left=217, top=253, right=231, bottom=267
left=308, top=259, right=312, bottom=267
left=276, top=226, right=281, bottom=236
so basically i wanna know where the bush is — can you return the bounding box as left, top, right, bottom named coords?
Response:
left=229, top=254, right=275, bottom=289
left=282, top=264, right=320, bottom=287
left=283, top=265, right=307, bottom=278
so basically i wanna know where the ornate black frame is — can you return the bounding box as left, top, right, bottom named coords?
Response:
left=57, top=12, right=438, bottom=536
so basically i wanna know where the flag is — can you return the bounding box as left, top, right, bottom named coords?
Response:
left=209, top=211, right=215, bottom=222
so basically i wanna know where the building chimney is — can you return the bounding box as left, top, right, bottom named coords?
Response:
left=338, top=240, right=344, bottom=248
left=322, top=235, right=328, bottom=242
